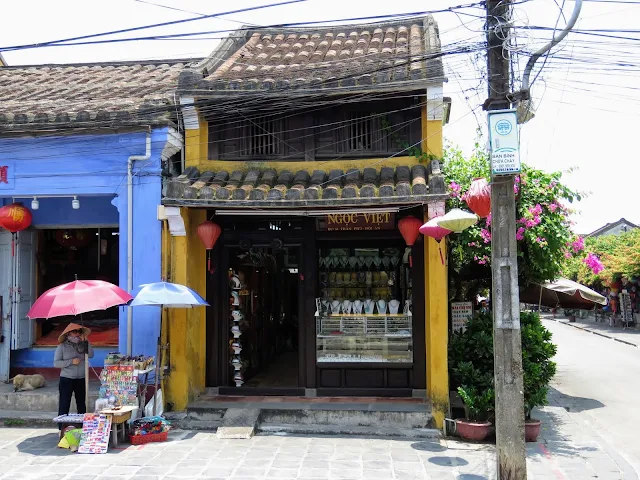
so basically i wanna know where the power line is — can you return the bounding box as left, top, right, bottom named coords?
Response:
left=0, top=0, right=306, bottom=52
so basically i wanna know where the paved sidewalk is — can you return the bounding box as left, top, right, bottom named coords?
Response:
left=542, top=313, right=640, bottom=348
left=0, top=400, right=635, bottom=480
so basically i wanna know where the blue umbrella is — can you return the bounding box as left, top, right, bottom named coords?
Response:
left=130, top=281, right=209, bottom=308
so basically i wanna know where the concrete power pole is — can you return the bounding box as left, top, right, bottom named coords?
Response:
left=485, top=1, right=527, bottom=479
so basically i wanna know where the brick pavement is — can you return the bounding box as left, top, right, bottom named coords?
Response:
left=0, top=402, right=634, bottom=480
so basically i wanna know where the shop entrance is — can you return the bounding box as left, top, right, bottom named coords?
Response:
left=224, top=243, right=303, bottom=393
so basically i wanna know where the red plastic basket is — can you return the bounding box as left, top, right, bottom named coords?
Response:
left=129, top=431, right=168, bottom=445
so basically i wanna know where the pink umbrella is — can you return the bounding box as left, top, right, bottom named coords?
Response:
left=419, top=217, right=452, bottom=265
left=27, top=280, right=132, bottom=408
left=27, top=280, right=132, bottom=319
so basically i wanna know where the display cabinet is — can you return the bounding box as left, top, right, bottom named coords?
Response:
left=316, top=314, right=412, bottom=363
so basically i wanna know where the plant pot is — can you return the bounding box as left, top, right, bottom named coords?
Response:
left=525, top=419, right=542, bottom=442
left=455, top=419, right=492, bottom=441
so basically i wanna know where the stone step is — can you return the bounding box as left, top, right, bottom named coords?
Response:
left=0, top=385, right=99, bottom=412
left=258, top=424, right=441, bottom=438
left=216, top=408, right=260, bottom=439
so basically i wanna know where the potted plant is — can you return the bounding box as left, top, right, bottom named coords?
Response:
left=456, top=386, right=494, bottom=441
left=449, top=312, right=496, bottom=441
left=449, top=310, right=557, bottom=443
left=521, top=311, right=557, bottom=442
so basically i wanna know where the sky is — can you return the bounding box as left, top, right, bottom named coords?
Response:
left=2, top=0, right=638, bottom=234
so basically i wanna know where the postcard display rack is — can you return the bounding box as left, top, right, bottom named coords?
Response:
left=316, top=248, right=413, bottom=363
left=229, top=271, right=248, bottom=387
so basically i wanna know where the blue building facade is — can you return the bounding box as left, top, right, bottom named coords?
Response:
left=0, top=128, right=181, bottom=377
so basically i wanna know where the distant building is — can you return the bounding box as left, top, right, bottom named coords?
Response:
left=586, top=218, right=639, bottom=238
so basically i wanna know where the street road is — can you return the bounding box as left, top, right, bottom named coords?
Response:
left=543, top=319, right=640, bottom=477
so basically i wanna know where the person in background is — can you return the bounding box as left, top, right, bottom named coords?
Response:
left=54, top=323, right=94, bottom=427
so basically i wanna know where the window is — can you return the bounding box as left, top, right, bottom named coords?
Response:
left=338, top=112, right=388, bottom=153
left=241, top=116, right=282, bottom=156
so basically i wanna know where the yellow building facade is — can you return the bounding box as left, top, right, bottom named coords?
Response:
left=161, top=16, right=451, bottom=428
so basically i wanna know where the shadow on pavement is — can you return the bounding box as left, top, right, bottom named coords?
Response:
left=548, top=386, right=604, bottom=413
left=16, top=432, right=65, bottom=456
left=427, top=456, right=469, bottom=466
left=410, top=440, right=447, bottom=452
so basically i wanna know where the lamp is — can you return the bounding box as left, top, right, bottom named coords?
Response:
left=31, top=197, right=39, bottom=210
left=419, top=216, right=452, bottom=265
left=464, top=178, right=491, bottom=218
left=72, top=196, right=80, bottom=210
left=437, top=209, right=478, bottom=233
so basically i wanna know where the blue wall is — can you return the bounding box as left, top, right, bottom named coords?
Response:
left=0, top=129, right=171, bottom=361
left=11, top=346, right=111, bottom=369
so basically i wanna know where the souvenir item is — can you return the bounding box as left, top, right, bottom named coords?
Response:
left=232, top=357, right=242, bottom=370
left=231, top=291, right=240, bottom=306
left=366, top=272, right=373, bottom=287
left=342, top=300, right=352, bottom=315
left=388, top=271, right=396, bottom=286
left=365, top=257, right=374, bottom=269
left=389, top=299, right=400, bottom=314
left=364, top=299, right=375, bottom=314
left=232, top=342, right=242, bottom=354
left=331, top=300, right=341, bottom=314
left=391, top=256, right=400, bottom=268
left=373, top=272, right=381, bottom=286
left=373, top=257, right=382, bottom=268
left=358, top=257, right=366, bottom=268
left=379, top=272, right=388, bottom=287
left=231, top=325, right=241, bottom=338
left=349, top=256, right=357, bottom=268
left=377, top=299, right=387, bottom=314
left=229, top=275, right=241, bottom=289
left=382, top=257, right=390, bottom=269
left=329, top=272, right=337, bottom=284
left=232, top=310, right=243, bottom=322
left=404, top=300, right=412, bottom=316
left=340, top=256, right=349, bottom=268
left=350, top=273, right=358, bottom=286
left=353, top=300, right=363, bottom=314
left=358, top=272, right=366, bottom=285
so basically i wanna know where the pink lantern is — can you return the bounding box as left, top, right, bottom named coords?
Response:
left=419, top=217, right=452, bottom=265
left=464, top=178, right=491, bottom=218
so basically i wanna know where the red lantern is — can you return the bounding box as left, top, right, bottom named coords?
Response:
left=197, top=221, right=221, bottom=273
left=398, top=216, right=422, bottom=267
left=419, top=217, right=451, bottom=265
left=464, top=178, right=491, bottom=218
left=0, top=203, right=32, bottom=233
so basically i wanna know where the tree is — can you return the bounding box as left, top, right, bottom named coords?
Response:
left=564, top=228, right=640, bottom=285
left=443, top=141, right=583, bottom=300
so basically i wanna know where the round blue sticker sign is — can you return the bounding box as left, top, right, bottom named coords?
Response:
left=495, top=119, right=512, bottom=136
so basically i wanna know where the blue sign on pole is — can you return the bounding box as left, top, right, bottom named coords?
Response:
left=488, top=109, right=520, bottom=175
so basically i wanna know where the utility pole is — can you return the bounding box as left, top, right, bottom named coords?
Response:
left=485, top=0, right=527, bottom=479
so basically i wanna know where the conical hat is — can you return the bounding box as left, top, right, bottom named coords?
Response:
left=58, top=323, right=91, bottom=344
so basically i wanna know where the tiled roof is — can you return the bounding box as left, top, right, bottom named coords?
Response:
left=179, top=16, right=444, bottom=96
left=0, top=59, right=198, bottom=130
left=163, top=161, right=446, bottom=208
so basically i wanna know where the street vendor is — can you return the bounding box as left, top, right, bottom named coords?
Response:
left=53, top=323, right=94, bottom=427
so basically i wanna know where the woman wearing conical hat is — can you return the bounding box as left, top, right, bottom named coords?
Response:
left=53, top=323, right=94, bottom=427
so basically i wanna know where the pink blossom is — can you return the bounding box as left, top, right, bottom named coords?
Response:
left=564, top=250, right=572, bottom=259
left=549, top=203, right=558, bottom=213
left=550, top=181, right=557, bottom=189
left=480, top=228, right=492, bottom=244
left=486, top=214, right=492, bottom=227
left=571, top=237, right=585, bottom=253
left=529, top=204, right=543, bottom=216
left=583, top=253, right=604, bottom=275
left=516, top=227, right=525, bottom=241
left=449, top=182, right=462, bottom=198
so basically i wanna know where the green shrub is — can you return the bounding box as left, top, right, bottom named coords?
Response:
left=449, top=310, right=557, bottom=421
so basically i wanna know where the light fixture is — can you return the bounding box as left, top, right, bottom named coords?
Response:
left=72, top=196, right=80, bottom=210
left=31, top=197, right=39, bottom=210
left=437, top=208, right=478, bottom=233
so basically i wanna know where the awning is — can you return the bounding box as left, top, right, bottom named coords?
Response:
left=163, top=163, right=447, bottom=209
left=520, top=278, right=607, bottom=309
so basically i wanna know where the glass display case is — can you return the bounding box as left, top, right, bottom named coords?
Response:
left=316, top=245, right=413, bottom=363
left=316, top=314, right=412, bottom=363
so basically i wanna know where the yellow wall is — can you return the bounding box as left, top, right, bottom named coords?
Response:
left=164, top=120, right=209, bottom=410
left=422, top=106, right=449, bottom=429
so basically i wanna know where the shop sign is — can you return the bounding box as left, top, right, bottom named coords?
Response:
left=0, top=161, right=15, bottom=188
left=319, top=212, right=395, bottom=232
left=488, top=109, right=520, bottom=175
left=451, top=301, right=473, bottom=332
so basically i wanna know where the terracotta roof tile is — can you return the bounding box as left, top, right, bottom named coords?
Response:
left=0, top=59, right=199, bottom=130
left=163, top=162, right=446, bottom=208
left=179, top=16, right=444, bottom=96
